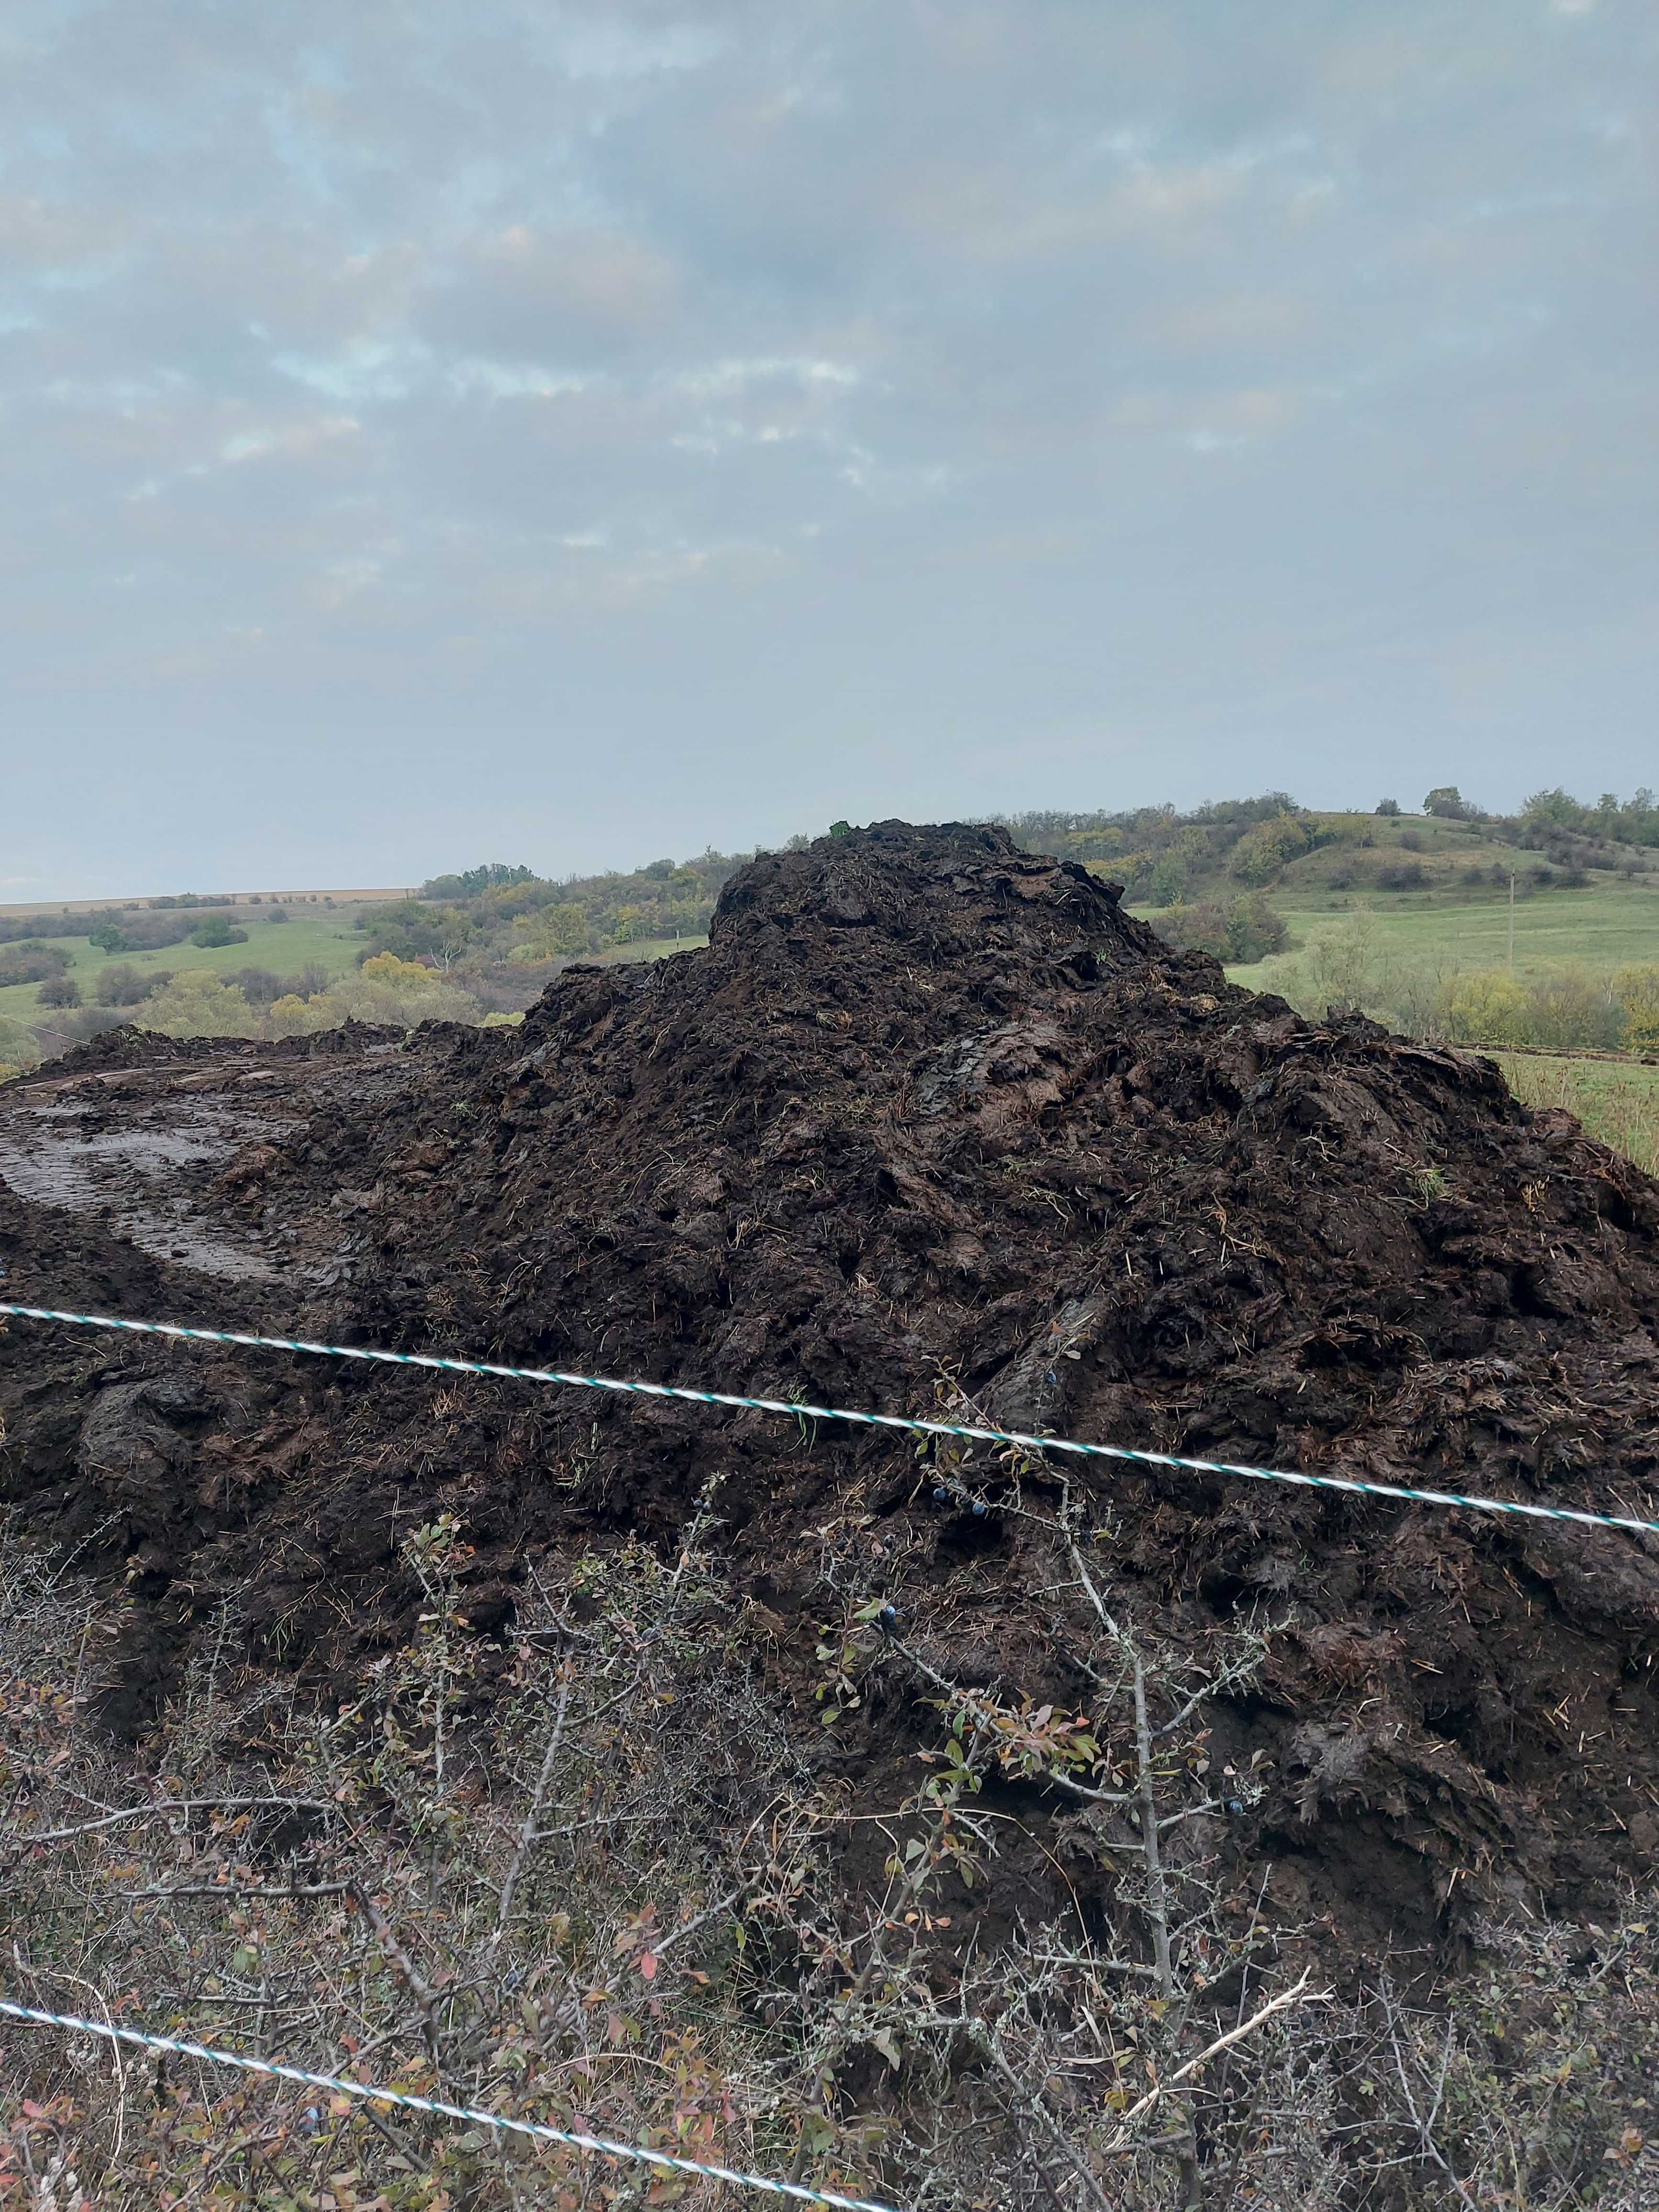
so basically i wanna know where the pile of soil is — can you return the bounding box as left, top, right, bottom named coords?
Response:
left=3, top=822, right=1657, bottom=1959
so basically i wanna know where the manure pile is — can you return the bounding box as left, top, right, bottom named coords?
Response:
left=2, top=819, right=1658, bottom=1958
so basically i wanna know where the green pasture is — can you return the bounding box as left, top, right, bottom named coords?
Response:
left=0, top=909, right=368, bottom=1028
left=588, top=934, right=709, bottom=965
left=1490, top=1051, right=1659, bottom=1177
left=1222, top=880, right=1659, bottom=992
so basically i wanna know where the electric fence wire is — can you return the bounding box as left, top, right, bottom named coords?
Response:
left=2, top=1299, right=1657, bottom=1537
left=0, top=1998, right=903, bottom=2212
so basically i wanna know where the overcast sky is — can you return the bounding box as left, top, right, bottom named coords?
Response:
left=3, top=0, right=1655, bottom=897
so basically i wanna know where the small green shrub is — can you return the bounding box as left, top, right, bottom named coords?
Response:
left=189, top=916, right=248, bottom=949
left=1229, top=812, right=1314, bottom=885
left=0, top=1016, right=42, bottom=1076
left=1152, top=892, right=1288, bottom=962
left=140, top=971, right=259, bottom=1039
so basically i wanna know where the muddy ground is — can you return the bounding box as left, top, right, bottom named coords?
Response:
left=2, top=822, right=1657, bottom=1971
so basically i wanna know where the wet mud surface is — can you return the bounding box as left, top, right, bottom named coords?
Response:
left=0, top=1029, right=407, bottom=1285
left=0, top=1098, right=297, bottom=1280
left=2, top=826, right=1657, bottom=1967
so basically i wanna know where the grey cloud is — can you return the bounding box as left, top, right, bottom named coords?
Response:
left=416, top=226, right=685, bottom=365
left=1, top=0, right=1655, bottom=897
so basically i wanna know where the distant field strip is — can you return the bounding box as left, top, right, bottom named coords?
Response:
left=0, top=912, right=367, bottom=1026
left=1227, top=883, right=1659, bottom=986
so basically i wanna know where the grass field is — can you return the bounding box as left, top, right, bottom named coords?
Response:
left=1489, top=1051, right=1659, bottom=1177
left=0, top=909, right=369, bottom=1028
left=1158, top=865, right=1659, bottom=1175
left=588, top=934, right=709, bottom=965
left=1221, top=880, right=1659, bottom=993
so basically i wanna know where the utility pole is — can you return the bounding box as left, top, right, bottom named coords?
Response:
left=1507, top=869, right=1516, bottom=973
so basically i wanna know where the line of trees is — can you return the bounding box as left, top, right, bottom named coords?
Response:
left=355, top=848, right=761, bottom=1011
left=1001, top=787, right=1659, bottom=904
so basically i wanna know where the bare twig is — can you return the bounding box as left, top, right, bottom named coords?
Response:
left=652, top=1883, right=746, bottom=1965
left=971, top=2020, right=1114, bottom=2212
left=12, top=1947, right=130, bottom=2180
left=16, top=1798, right=332, bottom=1847
left=349, top=1884, right=444, bottom=2068
left=489, top=1670, right=573, bottom=1950
left=120, top=1880, right=351, bottom=1900
left=1385, top=1992, right=1482, bottom=2212
left=1103, top=1971, right=1326, bottom=2146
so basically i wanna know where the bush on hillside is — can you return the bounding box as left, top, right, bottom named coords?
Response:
left=94, top=964, right=170, bottom=1006
left=1616, top=966, right=1659, bottom=1052
left=477, top=877, right=567, bottom=922
left=1439, top=968, right=1629, bottom=1052
left=1437, top=971, right=1532, bottom=1047
left=610, top=905, right=668, bottom=943
left=410, top=847, right=748, bottom=970
left=88, top=911, right=194, bottom=954
left=271, top=954, right=482, bottom=1036
left=356, top=900, right=476, bottom=966
left=0, top=1015, right=42, bottom=1078
left=1520, top=785, right=1659, bottom=847
left=35, top=975, right=81, bottom=1008
left=421, top=861, right=536, bottom=899
left=1377, top=860, right=1429, bottom=890
left=127, top=912, right=199, bottom=949
left=330, top=968, right=480, bottom=1029
left=511, top=903, right=591, bottom=961
left=139, top=972, right=260, bottom=1040
left=1256, top=916, right=1657, bottom=1052
left=221, top=966, right=288, bottom=1005
left=354, top=951, right=442, bottom=990
left=1150, top=893, right=1289, bottom=964
left=0, top=941, right=69, bottom=988
left=1228, top=812, right=1315, bottom=885
left=0, top=913, right=99, bottom=945
left=189, top=916, right=248, bottom=948
left=1143, top=853, right=1188, bottom=907
left=1523, top=967, right=1619, bottom=1050
left=265, top=994, right=326, bottom=1037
